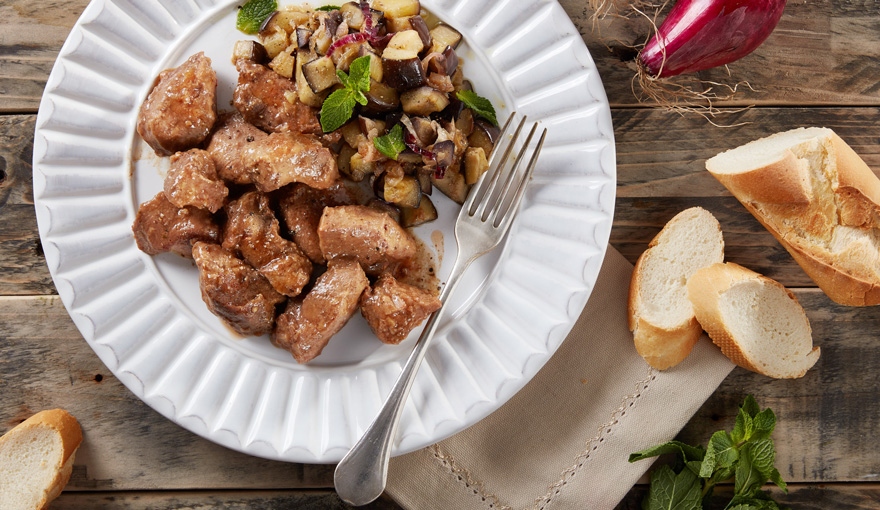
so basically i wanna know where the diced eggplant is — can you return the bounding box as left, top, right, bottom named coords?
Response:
left=260, top=25, right=290, bottom=59
left=296, top=27, right=312, bottom=49
left=401, top=86, right=449, bottom=116
left=367, top=198, right=402, bottom=224
left=232, top=40, right=269, bottom=65
left=296, top=50, right=325, bottom=107
left=340, top=121, right=367, bottom=148
left=324, top=10, right=344, bottom=37
left=410, top=116, right=437, bottom=146
left=337, top=143, right=358, bottom=178
left=400, top=195, right=438, bottom=227
left=431, top=164, right=468, bottom=204
left=363, top=79, right=401, bottom=115
left=468, top=118, right=500, bottom=155
left=382, top=30, right=424, bottom=60
left=358, top=46, right=384, bottom=82
left=382, top=57, right=426, bottom=90
left=269, top=46, right=297, bottom=79
left=349, top=152, right=375, bottom=181
left=275, top=8, right=312, bottom=33
left=383, top=173, right=422, bottom=208
left=358, top=116, right=387, bottom=138
left=259, top=11, right=280, bottom=34
left=373, top=0, right=421, bottom=19
left=339, top=2, right=366, bottom=30
left=332, top=42, right=362, bottom=71
left=455, top=107, right=475, bottom=137
left=396, top=151, right=424, bottom=165
left=313, top=22, right=333, bottom=55
left=302, top=56, right=339, bottom=94
left=385, top=17, right=414, bottom=33
left=410, top=16, right=432, bottom=50
left=429, top=24, right=462, bottom=54
left=432, top=140, right=455, bottom=170
left=442, top=46, right=459, bottom=75
left=464, top=146, right=489, bottom=185
left=416, top=170, right=433, bottom=195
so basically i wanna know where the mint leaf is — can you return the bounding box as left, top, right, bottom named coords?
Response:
left=732, top=406, right=754, bottom=444
left=734, top=442, right=765, bottom=497
left=751, top=408, right=776, bottom=441
left=769, top=467, right=787, bottom=492
left=747, top=438, right=777, bottom=480
left=374, top=124, right=406, bottom=160
left=456, top=89, right=498, bottom=127
left=742, top=395, right=761, bottom=418
left=320, top=89, right=357, bottom=132
left=236, top=0, right=278, bottom=34
left=320, top=55, right=372, bottom=132
left=629, top=441, right=705, bottom=463
left=315, top=5, right=340, bottom=11
left=644, top=465, right=702, bottom=510
left=701, top=430, right=738, bottom=477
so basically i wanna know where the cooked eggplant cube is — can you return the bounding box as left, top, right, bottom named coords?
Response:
left=340, top=2, right=366, bottom=30
left=382, top=57, right=426, bottom=90
left=373, top=0, right=420, bottom=19
left=296, top=27, right=312, bottom=49
left=410, top=16, right=432, bottom=49
left=296, top=50, right=326, bottom=107
left=349, top=153, right=375, bottom=181
left=385, top=17, right=414, bottom=33
left=302, top=56, right=339, bottom=93
left=260, top=25, right=290, bottom=59
left=269, top=47, right=296, bottom=79
left=401, top=86, right=450, bottom=116
left=400, top=195, right=438, bottom=227
left=359, top=46, right=384, bottom=82
left=431, top=165, right=468, bottom=204
left=363, top=79, right=401, bottom=115
left=464, top=146, right=489, bottom=185
left=382, top=30, right=425, bottom=60
left=468, top=119, right=500, bottom=155
left=432, top=140, right=455, bottom=170
left=232, top=40, right=269, bottom=65
left=429, top=24, right=463, bottom=54
left=384, top=174, right=422, bottom=208
left=411, top=116, right=438, bottom=146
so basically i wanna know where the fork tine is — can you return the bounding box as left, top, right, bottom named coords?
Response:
left=466, top=114, right=524, bottom=216
left=483, top=121, right=540, bottom=223
left=493, top=127, right=547, bottom=228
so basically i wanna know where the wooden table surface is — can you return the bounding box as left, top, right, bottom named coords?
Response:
left=2, top=1, right=879, bottom=508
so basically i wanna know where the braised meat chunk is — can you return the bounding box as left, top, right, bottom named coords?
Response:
left=360, top=274, right=442, bottom=345
left=277, top=183, right=356, bottom=264
left=233, top=58, right=321, bottom=135
left=273, top=258, right=369, bottom=363
left=164, top=149, right=228, bottom=213
left=132, top=192, right=220, bottom=257
left=318, top=205, right=418, bottom=274
left=222, top=191, right=312, bottom=297
left=137, top=52, right=217, bottom=156
left=192, top=242, right=285, bottom=336
left=243, top=131, right=340, bottom=192
left=205, top=111, right=267, bottom=184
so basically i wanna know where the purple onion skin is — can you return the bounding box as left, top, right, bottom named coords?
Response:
left=639, top=0, right=786, bottom=78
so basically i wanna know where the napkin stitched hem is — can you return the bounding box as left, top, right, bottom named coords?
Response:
left=423, top=368, right=659, bottom=510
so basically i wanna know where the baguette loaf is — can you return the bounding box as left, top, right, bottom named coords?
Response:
left=628, top=207, right=725, bottom=370
left=687, top=262, right=820, bottom=379
left=706, top=127, right=880, bottom=306
left=0, top=409, right=83, bottom=510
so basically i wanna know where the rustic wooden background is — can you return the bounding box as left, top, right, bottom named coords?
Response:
left=1, top=0, right=879, bottom=508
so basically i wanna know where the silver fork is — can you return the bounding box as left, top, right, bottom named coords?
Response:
left=334, top=114, right=547, bottom=506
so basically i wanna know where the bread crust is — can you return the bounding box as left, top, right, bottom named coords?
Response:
left=706, top=128, right=880, bottom=306
left=0, top=409, right=83, bottom=510
left=627, top=207, right=723, bottom=370
left=688, top=262, right=819, bottom=379
left=707, top=149, right=812, bottom=205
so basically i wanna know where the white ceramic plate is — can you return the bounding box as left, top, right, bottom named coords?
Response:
left=33, top=0, right=615, bottom=463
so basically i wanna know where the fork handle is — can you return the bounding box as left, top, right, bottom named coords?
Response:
left=334, top=255, right=470, bottom=506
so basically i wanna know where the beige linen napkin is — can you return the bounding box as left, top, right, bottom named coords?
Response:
left=386, top=246, right=735, bottom=510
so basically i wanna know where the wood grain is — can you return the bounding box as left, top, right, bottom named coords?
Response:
left=51, top=491, right=399, bottom=509
left=3, top=0, right=880, bottom=112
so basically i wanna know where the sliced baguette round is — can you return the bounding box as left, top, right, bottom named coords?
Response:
left=0, top=409, right=83, bottom=510
left=628, top=207, right=725, bottom=370
left=687, top=262, right=820, bottom=379
left=706, top=127, right=880, bottom=306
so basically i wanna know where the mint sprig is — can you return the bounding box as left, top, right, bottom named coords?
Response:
left=320, top=55, right=372, bottom=132
left=315, top=5, right=341, bottom=11
left=630, top=395, right=788, bottom=510
left=373, top=124, right=406, bottom=160
left=236, top=0, right=278, bottom=34
left=456, top=89, right=498, bottom=127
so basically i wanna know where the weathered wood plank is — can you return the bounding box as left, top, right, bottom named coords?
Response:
left=51, top=491, right=400, bottom=509
left=1, top=293, right=878, bottom=491
left=3, top=0, right=880, bottom=112
left=617, top=483, right=880, bottom=510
